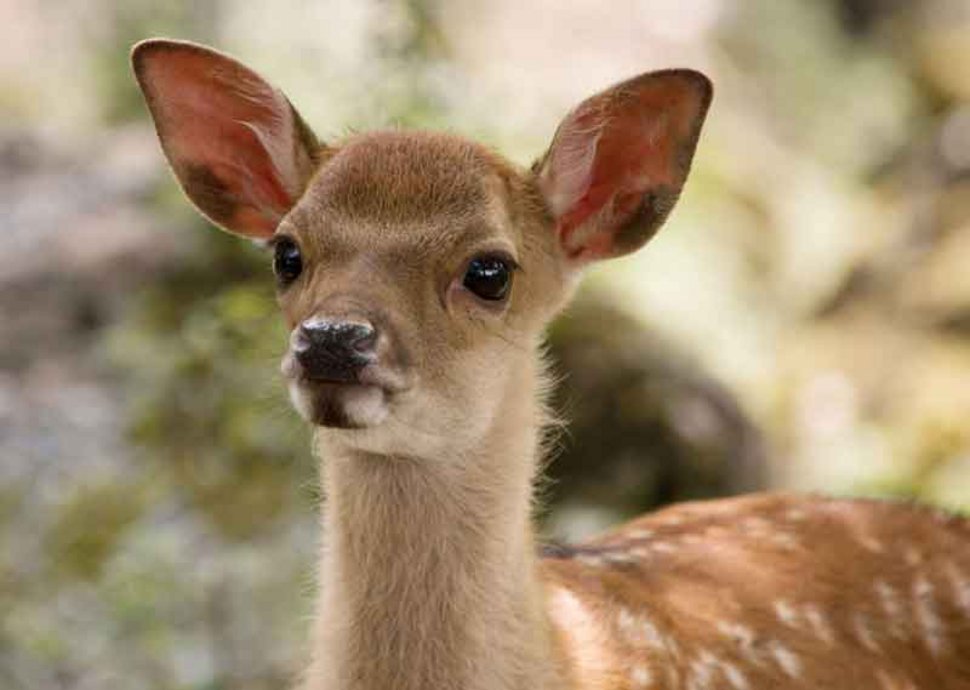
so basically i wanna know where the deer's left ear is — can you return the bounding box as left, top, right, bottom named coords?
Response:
left=534, top=70, right=712, bottom=262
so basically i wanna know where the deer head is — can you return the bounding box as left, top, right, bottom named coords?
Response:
left=132, top=38, right=710, bottom=463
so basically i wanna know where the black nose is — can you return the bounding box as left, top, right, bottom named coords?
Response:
left=293, top=319, right=377, bottom=382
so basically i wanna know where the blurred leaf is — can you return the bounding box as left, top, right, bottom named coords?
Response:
left=44, top=481, right=147, bottom=581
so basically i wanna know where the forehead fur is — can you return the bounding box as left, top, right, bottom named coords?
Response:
left=306, top=131, right=502, bottom=226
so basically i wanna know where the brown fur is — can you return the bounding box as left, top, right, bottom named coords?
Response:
left=131, top=39, right=970, bottom=690
left=543, top=494, right=970, bottom=689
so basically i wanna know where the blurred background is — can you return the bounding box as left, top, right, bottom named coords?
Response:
left=2, top=0, right=969, bottom=687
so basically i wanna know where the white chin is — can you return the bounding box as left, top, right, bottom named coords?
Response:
left=339, top=385, right=390, bottom=426
left=288, top=382, right=389, bottom=429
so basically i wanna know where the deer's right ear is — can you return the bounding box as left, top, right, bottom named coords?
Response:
left=131, top=39, right=321, bottom=240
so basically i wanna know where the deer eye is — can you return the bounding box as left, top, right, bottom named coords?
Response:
left=462, top=255, right=514, bottom=302
left=273, top=236, right=303, bottom=285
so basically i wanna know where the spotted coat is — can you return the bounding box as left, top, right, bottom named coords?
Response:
left=542, top=493, right=970, bottom=689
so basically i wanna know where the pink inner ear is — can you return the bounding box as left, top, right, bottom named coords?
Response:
left=541, top=74, right=709, bottom=261
left=140, top=47, right=302, bottom=238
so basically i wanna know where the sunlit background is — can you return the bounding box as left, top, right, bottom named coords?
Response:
left=2, top=0, right=969, bottom=688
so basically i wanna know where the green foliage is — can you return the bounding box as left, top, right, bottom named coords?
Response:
left=90, top=1, right=220, bottom=125
left=107, top=222, right=313, bottom=540
left=544, top=289, right=765, bottom=524
left=44, top=481, right=147, bottom=581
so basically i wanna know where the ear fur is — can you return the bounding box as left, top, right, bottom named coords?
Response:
left=131, top=38, right=321, bottom=240
left=534, top=70, right=712, bottom=262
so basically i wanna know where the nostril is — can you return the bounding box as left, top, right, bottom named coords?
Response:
left=347, top=323, right=377, bottom=354
left=292, top=326, right=313, bottom=354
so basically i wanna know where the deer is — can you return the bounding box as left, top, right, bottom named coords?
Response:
left=131, top=38, right=970, bottom=690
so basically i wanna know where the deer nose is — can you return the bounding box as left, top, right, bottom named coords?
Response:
left=293, top=318, right=378, bottom=382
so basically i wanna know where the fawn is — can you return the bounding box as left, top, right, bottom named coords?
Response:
left=132, top=39, right=970, bottom=690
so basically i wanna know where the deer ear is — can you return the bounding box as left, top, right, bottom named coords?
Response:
left=131, top=39, right=321, bottom=240
left=535, top=70, right=712, bottom=262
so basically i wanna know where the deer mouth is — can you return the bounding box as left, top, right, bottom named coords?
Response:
left=282, top=353, right=410, bottom=428
left=296, top=381, right=390, bottom=429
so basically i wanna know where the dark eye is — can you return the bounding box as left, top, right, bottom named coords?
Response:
left=462, top=255, right=513, bottom=302
left=273, top=237, right=303, bottom=285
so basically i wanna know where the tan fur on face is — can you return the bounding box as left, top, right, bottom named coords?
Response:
left=277, top=131, right=570, bottom=461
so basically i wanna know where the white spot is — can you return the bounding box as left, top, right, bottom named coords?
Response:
left=913, top=574, right=947, bottom=657
left=692, top=650, right=750, bottom=690
left=640, top=616, right=667, bottom=651
left=768, top=532, right=800, bottom=550
left=629, top=529, right=654, bottom=540
left=773, top=600, right=799, bottom=627
left=875, top=580, right=906, bottom=640
left=876, top=669, right=917, bottom=690
left=802, top=604, right=836, bottom=646
left=768, top=641, right=802, bottom=679
left=851, top=612, right=880, bottom=653
left=716, top=621, right=766, bottom=667
left=662, top=634, right=682, bottom=660
left=716, top=621, right=756, bottom=647
left=630, top=547, right=651, bottom=559
left=740, top=517, right=772, bottom=535
left=630, top=663, right=653, bottom=688
left=576, top=554, right=604, bottom=567
left=785, top=508, right=808, bottom=522
left=943, top=561, right=970, bottom=617
left=548, top=587, right=611, bottom=687
left=720, top=660, right=750, bottom=690
left=687, top=652, right=717, bottom=689
left=616, top=608, right=667, bottom=651
left=859, top=536, right=885, bottom=553
left=551, top=587, right=590, bottom=625
left=604, top=551, right=636, bottom=566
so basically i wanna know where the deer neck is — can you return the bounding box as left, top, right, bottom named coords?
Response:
left=305, top=354, right=559, bottom=690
